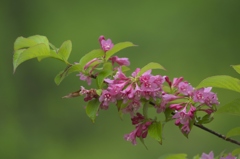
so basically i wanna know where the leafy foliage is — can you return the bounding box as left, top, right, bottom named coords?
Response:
left=216, top=98, right=240, bottom=116
left=197, top=75, right=240, bottom=93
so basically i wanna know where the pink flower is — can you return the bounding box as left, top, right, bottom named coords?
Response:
left=124, top=114, right=152, bottom=145
left=156, top=94, right=179, bottom=113
left=76, top=72, right=92, bottom=85
left=172, top=105, right=196, bottom=134
left=122, top=100, right=141, bottom=117
left=220, top=154, right=236, bottom=159
left=131, top=68, right=140, bottom=77
left=177, top=81, right=193, bottom=95
left=99, top=35, right=114, bottom=52
left=172, top=77, right=184, bottom=88
left=124, top=129, right=138, bottom=145
left=109, top=56, right=130, bottom=66
left=192, top=87, right=219, bottom=106
left=99, top=90, right=116, bottom=109
left=201, top=151, right=214, bottom=159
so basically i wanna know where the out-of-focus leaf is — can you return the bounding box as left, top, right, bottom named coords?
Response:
left=96, top=62, right=113, bottom=88
left=137, top=62, right=166, bottom=77
left=226, top=127, right=240, bottom=138
left=158, top=154, right=187, bottom=159
left=232, top=148, right=240, bottom=156
left=139, top=137, right=148, bottom=150
left=216, top=98, right=240, bottom=116
left=192, top=154, right=200, bottom=159
left=121, top=66, right=130, bottom=72
left=196, top=75, right=240, bottom=93
left=105, top=42, right=136, bottom=60
left=232, top=65, right=240, bottom=75
left=148, top=121, right=162, bottom=143
left=58, top=40, right=72, bottom=62
left=86, top=99, right=100, bottom=123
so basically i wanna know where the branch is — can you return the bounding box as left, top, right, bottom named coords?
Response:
left=63, top=89, right=240, bottom=146
left=194, top=123, right=240, bottom=146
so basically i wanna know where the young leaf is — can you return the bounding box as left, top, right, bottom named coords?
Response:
left=158, top=154, right=187, bottom=159
left=148, top=121, right=162, bottom=143
left=14, top=37, right=37, bottom=51
left=232, top=65, right=240, bottom=74
left=86, top=99, right=100, bottom=123
left=232, top=148, right=240, bottom=156
left=14, top=35, right=49, bottom=51
left=13, top=43, right=50, bottom=72
left=139, top=137, right=148, bottom=150
left=27, top=35, right=49, bottom=46
left=96, top=62, right=113, bottom=88
left=196, top=75, right=240, bottom=93
left=54, top=64, right=81, bottom=85
left=137, top=62, right=166, bottom=77
left=78, top=49, right=104, bottom=71
left=226, top=127, right=240, bottom=138
left=198, top=114, right=214, bottom=124
left=216, top=98, right=240, bottom=116
left=58, top=40, right=72, bottom=62
left=105, top=42, right=136, bottom=60
left=37, top=50, right=65, bottom=62
left=121, top=65, right=130, bottom=72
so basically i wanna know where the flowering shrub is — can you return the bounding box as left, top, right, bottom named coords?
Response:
left=13, top=35, right=240, bottom=158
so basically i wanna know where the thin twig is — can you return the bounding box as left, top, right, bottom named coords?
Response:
left=194, top=123, right=240, bottom=146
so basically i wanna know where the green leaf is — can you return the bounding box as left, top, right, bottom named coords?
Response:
left=58, top=40, right=72, bottom=62
left=54, top=64, right=81, bottom=85
left=232, top=148, right=240, bottom=156
left=158, top=154, right=187, bottom=159
left=196, top=75, right=240, bottom=93
left=96, top=89, right=102, bottom=96
left=198, top=113, right=214, bottom=124
left=216, top=98, right=240, bottom=116
left=137, top=62, right=166, bottom=77
left=232, top=65, right=240, bottom=74
left=139, top=137, right=148, bottom=150
left=79, top=49, right=105, bottom=71
left=96, top=62, right=113, bottom=88
left=121, top=65, right=130, bottom=72
left=86, top=99, right=100, bottom=123
left=28, top=35, right=49, bottom=46
left=148, top=121, right=162, bottom=143
left=14, top=35, right=49, bottom=51
left=14, top=37, right=37, bottom=51
left=164, top=107, right=174, bottom=122
left=13, top=43, right=50, bottom=72
left=226, top=127, right=240, bottom=138
left=37, top=50, right=65, bottom=62
left=192, top=154, right=200, bottom=159
left=105, top=42, right=136, bottom=60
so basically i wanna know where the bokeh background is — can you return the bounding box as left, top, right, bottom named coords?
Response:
left=1, top=0, right=240, bottom=159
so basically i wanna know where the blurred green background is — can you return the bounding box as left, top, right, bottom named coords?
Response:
left=1, top=0, right=240, bottom=158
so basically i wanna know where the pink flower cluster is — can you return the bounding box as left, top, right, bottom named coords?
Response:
left=77, top=35, right=220, bottom=145
left=99, top=68, right=165, bottom=116
left=77, top=35, right=130, bottom=85
left=124, top=113, right=152, bottom=145
left=154, top=77, right=219, bottom=134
